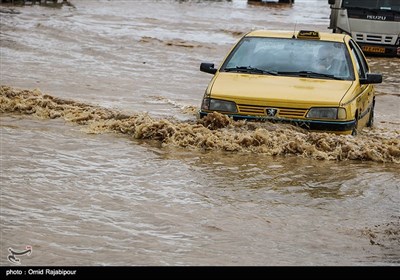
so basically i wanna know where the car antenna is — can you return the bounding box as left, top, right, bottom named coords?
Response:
left=292, top=22, right=297, bottom=39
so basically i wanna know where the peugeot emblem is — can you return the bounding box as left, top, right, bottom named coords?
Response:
left=266, top=108, right=277, bottom=117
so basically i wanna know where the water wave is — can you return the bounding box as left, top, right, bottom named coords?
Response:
left=1, top=85, right=399, bottom=163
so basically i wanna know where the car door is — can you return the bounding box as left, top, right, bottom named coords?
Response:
left=348, top=39, right=374, bottom=130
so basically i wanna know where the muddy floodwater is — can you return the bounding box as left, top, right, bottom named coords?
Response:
left=1, top=0, right=399, bottom=266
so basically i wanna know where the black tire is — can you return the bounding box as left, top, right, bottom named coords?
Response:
left=351, top=116, right=358, bottom=136
left=366, top=102, right=375, bottom=128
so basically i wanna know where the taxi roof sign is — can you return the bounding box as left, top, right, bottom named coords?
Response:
left=297, top=30, right=320, bottom=39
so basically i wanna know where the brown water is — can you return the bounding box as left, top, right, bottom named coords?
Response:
left=1, top=0, right=399, bottom=266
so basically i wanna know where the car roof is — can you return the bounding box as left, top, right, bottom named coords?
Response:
left=245, top=30, right=348, bottom=43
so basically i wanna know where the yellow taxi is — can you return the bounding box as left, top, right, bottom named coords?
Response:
left=199, top=30, right=383, bottom=135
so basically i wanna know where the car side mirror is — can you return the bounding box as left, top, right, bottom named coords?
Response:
left=360, top=73, right=383, bottom=84
left=200, top=62, right=217, bottom=74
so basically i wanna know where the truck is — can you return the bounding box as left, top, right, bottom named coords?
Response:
left=328, top=0, right=400, bottom=57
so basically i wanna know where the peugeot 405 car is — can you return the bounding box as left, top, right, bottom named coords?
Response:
left=199, top=30, right=383, bottom=135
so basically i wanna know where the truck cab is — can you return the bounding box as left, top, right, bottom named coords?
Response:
left=328, top=0, right=400, bottom=57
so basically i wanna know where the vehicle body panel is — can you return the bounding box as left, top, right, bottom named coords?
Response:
left=209, top=73, right=353, bottom=107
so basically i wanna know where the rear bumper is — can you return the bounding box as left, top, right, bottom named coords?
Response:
left=199, top=111, right=356, bottom=132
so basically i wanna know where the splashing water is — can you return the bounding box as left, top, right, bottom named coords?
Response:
left=2, top=86, right=399, bottom=163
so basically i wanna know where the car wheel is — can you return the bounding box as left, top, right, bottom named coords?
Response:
left=366, top=103, right=374, bottom=128
left=352, top=117, right=358, bottom=136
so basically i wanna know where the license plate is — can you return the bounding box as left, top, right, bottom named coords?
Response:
left=362, top=46, right=385, bottom=54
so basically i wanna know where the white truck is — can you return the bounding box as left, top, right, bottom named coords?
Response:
left=328, top=0, right=400, bottom=57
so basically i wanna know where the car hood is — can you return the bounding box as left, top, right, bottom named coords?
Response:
left=210, top=73, right=354, bottom=106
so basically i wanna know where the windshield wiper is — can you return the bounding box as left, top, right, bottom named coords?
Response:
left=277, top=71, right=345, bottom=80
left=346, top=6, right=379, bottom=13
left=347, top=6, right=400, bottom=14
left=224, top=66, right=278, bottom=75
left=378, top=8, right=400, bottom=14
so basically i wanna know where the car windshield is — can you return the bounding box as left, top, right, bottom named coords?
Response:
left=222, top=37, right=355, bottom=80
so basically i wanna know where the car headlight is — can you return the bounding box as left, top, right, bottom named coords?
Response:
left=306, top=107, right=346, bottom=120
left=201, top=98, right=237, bottom=113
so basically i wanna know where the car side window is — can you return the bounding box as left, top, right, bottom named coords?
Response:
left=352, top=40, right=370, bottom=73
left=350, top=47, right=362, bottom=78
left=349, top=40, right=369, bottom=80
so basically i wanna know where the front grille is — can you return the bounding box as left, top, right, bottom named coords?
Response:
left=237, top=104, right=307, bottom=119
left=353, top=32, right=396, bottom=44
left=278, top=108, right=307, bottom=118
left=384, top=36, right=394, bottom=43
left=237, top=104, right=265, bottom=115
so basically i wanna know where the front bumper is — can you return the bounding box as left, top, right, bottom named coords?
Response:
left=359, top=43, right=400, bottom=57
left=199, top=111, right=356, bottom=132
